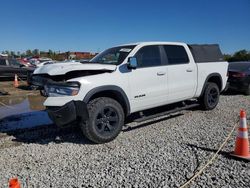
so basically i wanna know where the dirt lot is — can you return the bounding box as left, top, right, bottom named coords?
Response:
left=0, top=81, right=249, bottom=187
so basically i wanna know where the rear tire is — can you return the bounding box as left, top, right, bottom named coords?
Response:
left=80, top=97, right=124, bottom=144
left=200, top=82, right=220, bottom=110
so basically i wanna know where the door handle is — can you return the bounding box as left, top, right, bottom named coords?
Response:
left=157, top=72, right=166, bottom=76
left=186, top=69, right=193, bottom=72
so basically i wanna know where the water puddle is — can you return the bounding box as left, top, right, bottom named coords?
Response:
left=0, top=95, right=53, bottom=131
left=0, top=95, right=46, bottom=119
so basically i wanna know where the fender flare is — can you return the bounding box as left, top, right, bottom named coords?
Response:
left=83, top=85, right=131, bottom=115
left=200, top=73, right=223, bottom=96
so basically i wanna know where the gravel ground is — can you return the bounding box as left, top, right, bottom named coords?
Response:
left=0, top=94, right=250, bottom=187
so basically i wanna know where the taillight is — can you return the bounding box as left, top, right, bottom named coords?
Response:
left=232, top=72, right=246, bottom=78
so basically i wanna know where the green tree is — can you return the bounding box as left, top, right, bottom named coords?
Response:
left=33, top=49, right=40, bottom=56
left=26, top=49, right=33, bottom=57
left=224, top=54, right=232, bottom=61
left=224, top=49, right=250, bottom=62
left=10, top=51, right=15, bottom=57
left=48, top=49, right=53, bottom=59
left=234, top=50, right=248, bottom=61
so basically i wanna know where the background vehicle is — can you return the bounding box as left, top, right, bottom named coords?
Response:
left=0, top=58, right=35, bottom=79
left=227, top=62, right=250, bottom=95
left=17, top=58, right=34, bottom=67
left=31, top=42, right=228, bottom=143
left=36, top=60, right=55, bottom=68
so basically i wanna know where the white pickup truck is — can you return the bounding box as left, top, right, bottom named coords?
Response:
left=31, top=42, right=228, bottom=143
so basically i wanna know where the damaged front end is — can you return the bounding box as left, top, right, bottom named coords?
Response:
left=47, top=100, right=89, bottom=127
left=29, top=63, right=116, bottom=127
left=29, top=69, right=112, bottom=96
left=29, top=61, right=116, bottom=92
left=29, top=72, right=93, bottom=127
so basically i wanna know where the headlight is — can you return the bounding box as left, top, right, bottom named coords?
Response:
left=44, top=82, right=80, bottom=97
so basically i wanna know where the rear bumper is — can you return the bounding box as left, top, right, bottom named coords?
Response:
left=47, top=100, right=89, bottom=127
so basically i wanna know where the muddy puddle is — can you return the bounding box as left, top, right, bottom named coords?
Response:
left=0, top=95, right=53, bottom=131
left=0, top=94, right=46, bottom=119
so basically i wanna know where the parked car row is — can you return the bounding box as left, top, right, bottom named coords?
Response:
left=18, top=57, right=54, bottom=68
left=0, top=56, right=84, bottom=80
left=0, top=58, right=35, bottom=79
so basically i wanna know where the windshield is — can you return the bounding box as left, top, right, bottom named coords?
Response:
left=90, top=45, right=136, bottom=65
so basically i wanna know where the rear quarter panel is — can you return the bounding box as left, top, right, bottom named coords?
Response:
left=195, top=61, right=228, bottom=97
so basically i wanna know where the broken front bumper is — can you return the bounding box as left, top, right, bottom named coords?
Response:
left=47, top=100, right=89, bottom=127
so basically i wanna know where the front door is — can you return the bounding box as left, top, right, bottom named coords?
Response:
left=128, top=45, right=168, bottom=112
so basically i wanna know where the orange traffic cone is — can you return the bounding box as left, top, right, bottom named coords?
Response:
left=14, top=74, right=19, bottom=88
left=231, top=109, right=250, bottom=161
left=9, top=178, right=21, bottom=188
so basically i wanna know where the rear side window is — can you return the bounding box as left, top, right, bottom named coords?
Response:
left=0, top=59, right=6, bottom=65
left=135, top=45, right=161, bottom=68
left=163, top=45, right=189, bottom=64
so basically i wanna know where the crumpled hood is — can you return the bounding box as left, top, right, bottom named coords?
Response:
left=33, top=62, right=117, bottom=75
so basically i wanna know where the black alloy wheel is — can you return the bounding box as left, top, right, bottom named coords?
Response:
left=200, top=82, right=220, bottom=110
left=80, top=97, right=124, bottom=143
left=94, top=106, right=119, bottom=135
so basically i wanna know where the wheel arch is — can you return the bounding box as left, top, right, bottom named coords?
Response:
left=83, top=85, right=131, bottom=116
left=201, top=73, right=223, bottom=96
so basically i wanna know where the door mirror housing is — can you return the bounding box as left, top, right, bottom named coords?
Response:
left=127, top=57, right=137, bottom=69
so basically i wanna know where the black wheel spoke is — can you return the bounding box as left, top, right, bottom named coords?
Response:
left=96, top=119, right=102, bottom=124
left=108, top=116, right=118, bottom=122
left=100, top=109, right=105, bottom=116
left=208, top=87, right=218, bottom=106
left=106, top=109, right=112, bottom=116
left=97, top=123, right=105, bottom=132
left=106, top=123, right=113, bottom=131
left=208, top=98, right=211, bottom=104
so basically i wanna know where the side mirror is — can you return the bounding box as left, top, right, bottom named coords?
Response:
left=127, top=57, right=137, bottom=69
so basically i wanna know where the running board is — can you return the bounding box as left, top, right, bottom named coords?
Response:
left=134, top=103, right=200, bottom=123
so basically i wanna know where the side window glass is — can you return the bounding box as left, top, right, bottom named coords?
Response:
left=135, top=46, right=161, bottom=68
left=163, top=45, right=189, bottom=64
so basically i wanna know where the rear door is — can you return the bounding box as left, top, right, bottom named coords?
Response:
left=163, top=45, right=197, bottom=102
left=128, top=45, right=168, bottom=112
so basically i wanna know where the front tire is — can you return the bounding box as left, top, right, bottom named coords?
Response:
left=80, top=97, right=124, bottom=143
left=200, top=82, right=220, bottom=110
